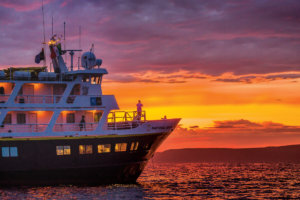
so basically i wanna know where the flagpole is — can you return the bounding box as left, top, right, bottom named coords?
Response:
left=64, top=22, right=67, bottom=67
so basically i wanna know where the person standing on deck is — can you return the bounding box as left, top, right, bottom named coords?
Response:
left=136, top=100, right=143, bottom=120
left=79, top=115, right=86, bottom=131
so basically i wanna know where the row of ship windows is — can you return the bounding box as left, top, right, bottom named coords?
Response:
left=57, top=142, right=139, bottom=155
left=0, top=142, right=141, bottom=157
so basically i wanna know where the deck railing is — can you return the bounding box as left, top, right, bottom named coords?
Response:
left=0, top=95, right=10, bottom=103
left=0, top=124, right=48, bottom=133
left=53, top=123, right=98, bottom=132
left=105, top=111, right=146, bottom=130
left=15, top=95, right=62, bottom=104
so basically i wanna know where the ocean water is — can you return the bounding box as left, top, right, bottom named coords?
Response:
left=0, top=163, right=300, bottom=199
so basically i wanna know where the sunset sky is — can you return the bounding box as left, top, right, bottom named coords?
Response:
left=1, top=0, right=300, bottom=151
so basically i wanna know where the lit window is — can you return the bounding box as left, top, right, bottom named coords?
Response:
left=17, top=113, right=26, bottom=124
left=130, top=142, right=139, bottom=151
left=98, top=144, right=111, bottom=153
left=79, top=145, right=93, bottom=154
left=115, top=143, right=127, bottom=152
left=56, top=146, right=71, bottom=155
left=2, top=147, right=18, bottom=157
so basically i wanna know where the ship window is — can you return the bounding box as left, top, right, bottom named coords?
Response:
left=98, top=144, right=111, bottom=153
left=79, top=145, right=93, bottom=154
left=66, top=113, right=75, bottom=123
left=130, top=142, right=139, bottom=151
left=115, top=143, right=127, bottom=152
left=3, top=114, right=12, bottom=124
left=91, top=76, right=101, bottom=85
left=94, top=112, right=103, bottom=123
left=2, top=147, right=18, bottom=157
left=56, top=146, right=71, bottom=155
left=17, top=113, right=26, bottom=124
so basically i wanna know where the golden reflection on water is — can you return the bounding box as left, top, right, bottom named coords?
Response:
left=0, top=163, right=299, bottom=199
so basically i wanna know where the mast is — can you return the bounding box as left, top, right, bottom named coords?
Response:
left=52, top=15, right=53, bottom=36
left=64, top=22, right=67, bottom=65
left=41, top=0, right=47, bottom=67
left=78, top=26, right=81, bottom=70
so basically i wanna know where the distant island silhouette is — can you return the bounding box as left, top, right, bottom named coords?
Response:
left=154, top=145, right=300, bottom=163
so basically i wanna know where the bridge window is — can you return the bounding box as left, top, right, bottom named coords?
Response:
left=98, top=144, right=111, bottom=153
left=115, top=143, right=127, bottom=152
left=79, top=145, right=93, bottom=154
left=2, top=147, right=18, bottom=157
left=91, top=76, right=102, bottom=85
left=56, top=146, right=71, bottom=155
left=130, top=142, right=139, bottom=151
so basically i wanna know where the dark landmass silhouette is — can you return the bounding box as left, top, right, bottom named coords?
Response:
left=154, top=145, right=300, bottom=163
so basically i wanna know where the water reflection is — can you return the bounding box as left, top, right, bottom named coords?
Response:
left=0, top=163, right=299, bottom=199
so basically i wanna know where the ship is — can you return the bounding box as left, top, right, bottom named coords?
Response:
left=0, top=36, right=180, bottom=186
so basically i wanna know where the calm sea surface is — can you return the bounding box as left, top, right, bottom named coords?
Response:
left=0, top=163, right=300, bottom=199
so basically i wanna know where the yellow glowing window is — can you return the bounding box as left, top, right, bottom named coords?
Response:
left=130, top=142, right=139, bottom=151
left=56, top=146, right=71, bottom=156
left=98, top=144, right=111, bottom=153
left=115, top=143, right=127, bottom=152
left=79, top=145, right=93, bottom=154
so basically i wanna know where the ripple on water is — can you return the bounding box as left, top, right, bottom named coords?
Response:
left=0, top=163, right=299, bottom=199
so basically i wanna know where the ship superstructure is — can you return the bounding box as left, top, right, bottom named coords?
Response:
left=0, top=37, right=180, bottom=185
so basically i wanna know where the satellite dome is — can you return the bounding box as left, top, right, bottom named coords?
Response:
left=95, top=59, right=102, bottom=68
left=81, top=52, right=96, bottom=69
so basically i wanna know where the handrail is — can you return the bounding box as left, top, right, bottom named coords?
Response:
left=0, top=122, right=99, bottom=133
left=53, top=122, right=98, bottom=132
left=15, top=95, right=62, bottom=104
left=0, top=123, right=48, bottom=133
left=0, top=95, right=10, bottom=103
left=105, top=111, right=146, bottom=130
left=105, top=121, right=140, bottom=130
left=13, top=94, right=103, bottom=104
left=107, top=111, right=146, bottom=122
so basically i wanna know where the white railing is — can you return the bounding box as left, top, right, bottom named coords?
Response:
left=53, top=123, right=98, bottom=132
left=105, top=111, right=146, bottom=130
left=0, top=95, right=10, bottom=103
left=107, top=111, right=146, bottom=123
left=0, top=124, right=48, bottom=133
left=66, top=95, right=77, bottom=104
left=105, top=121, right=140, bottom=130
left=15, top=95, right=62, bottom=104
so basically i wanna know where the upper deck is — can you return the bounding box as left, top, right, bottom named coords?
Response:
left=0, top=67, right=108, bottom=83
left=0, top=66, right=116, bottom=108
left=0, top=35, right=180, bottom=138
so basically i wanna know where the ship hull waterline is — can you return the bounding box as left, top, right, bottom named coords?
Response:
left=0, top=131, right=170, bottom=186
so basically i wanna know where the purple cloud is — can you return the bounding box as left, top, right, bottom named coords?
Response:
left=0, top=0, right=299, bottom=76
